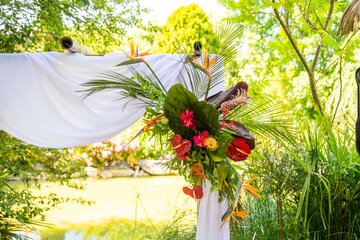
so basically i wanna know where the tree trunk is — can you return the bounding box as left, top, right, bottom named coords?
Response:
left=277, top=197, right=284, bottom=240
left=308, top=72, right=323, bottom=115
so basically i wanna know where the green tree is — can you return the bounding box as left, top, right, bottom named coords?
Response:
left=218, top=1, right=360, bottom=239
left=219, top=0, right=360, bottom=120
left=0, top=131, right=88, bottom=239
left=0, top=0, right=146, bottom=54
left=0, top=1, right=147, bottom=237
left=157, top=4, right=219, bottom=54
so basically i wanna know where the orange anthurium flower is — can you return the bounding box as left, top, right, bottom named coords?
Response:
left=243, top=177, right=262, bottom=198
left=126, top=41, right=150, bottom=60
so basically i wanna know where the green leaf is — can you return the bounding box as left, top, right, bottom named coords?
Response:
left=208, top=152, right=224, bottom=162
left=193, top=101, right=220, bottom=134
left=217, top=164, right=229, bottom=180
left=115, top=58, right=145, bottom=66
left=163, top=84, right=220, bottom=138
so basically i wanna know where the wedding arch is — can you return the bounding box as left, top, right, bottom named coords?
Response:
left=0, top=35, right=262, bottom=239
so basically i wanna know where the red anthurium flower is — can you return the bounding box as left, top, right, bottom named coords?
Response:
left=183, top=185, right=203, bottom=199
left=193, top=130, right=209, bottom=147
left=171, top=134, right=192, bottom=160
left=226, top=138, right=251, bottom=161
left=178, top=153, right=187, bottom=160
left=180, top=109, right=196, bottom=129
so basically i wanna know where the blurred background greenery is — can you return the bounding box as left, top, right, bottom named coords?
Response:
left=1, top=0, right=360, bottom=239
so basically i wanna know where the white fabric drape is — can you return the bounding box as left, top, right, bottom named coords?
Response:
left=0, top=52, right=229, bottom=239
left=196, top=180, right=230, bottom=240
left=0, top=52, right=222, bottom=147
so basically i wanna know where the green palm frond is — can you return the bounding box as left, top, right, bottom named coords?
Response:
left=176, top=55, right=224, bottom=99
left=178, top=60, right=202, bottom=96
left=227, top=97, right=295, bottom=145
left=81, top=72, right=143, bottom=98
left=212, top=23, right=242, bottom=65
left=176, top=23, right=242, bottom=99
left=177, top=60, right=216, bottom=99
left=81, top=66, right=165, bottom=108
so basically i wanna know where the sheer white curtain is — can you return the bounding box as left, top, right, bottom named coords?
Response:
left=197, top=179, right=230, bottom=240
left=0, top=52, right=229, bottom=239
left=0, top=52, right=192, bottom=147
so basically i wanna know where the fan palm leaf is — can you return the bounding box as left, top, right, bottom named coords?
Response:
left=81, top=66, right=165, bottom=108
left=226, top=96, right=296, bottom=145
left=174, top=23, right=242, bottom=99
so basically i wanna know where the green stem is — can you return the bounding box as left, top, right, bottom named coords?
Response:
left=277, top=197, right=284, bottom=240
left=204, top=75, right=212, bottom=100
left=144, top=62, right=167, bottom=94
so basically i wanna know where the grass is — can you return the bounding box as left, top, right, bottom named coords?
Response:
left=28, top=176, right=197, bottom=240
left=40, top=218, right=163, bottom=240
left=36, top=176, right=196, bottom=224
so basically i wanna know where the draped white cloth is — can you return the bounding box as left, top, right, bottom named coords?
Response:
left=0, top=52, right=229, bottom=238
left=0, top=52, right=184, bottom=147
left=197, top=179, right=230, bottom=240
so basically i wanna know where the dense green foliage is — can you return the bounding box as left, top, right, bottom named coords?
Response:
left=157, top=4, right=219, bottom=54
left=242, top=120, right=360, bottom=239
left=1, top=1, right=360, bottom=239
left=0, top=0, right=145, bottom=53
left=0, top=132, right=87, bottom=239
left=217, top=0, right=360, bottom=239
left=220, top=0, right=359, bottom=120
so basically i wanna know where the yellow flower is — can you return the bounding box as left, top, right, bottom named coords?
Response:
left=191, top=49, right=218, bottom=78
left=126, top=41, right=150, bottom=60
left=143, top=114, right=166, bottom=132
left=204, top=137, right=218, bottom=151
left=243, top=177, right=262, bottom=198
left=234, top=210, right=249, bottom=219
left=223, top=209, right=250, bottom=223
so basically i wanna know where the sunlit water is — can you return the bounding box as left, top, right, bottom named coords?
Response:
left=20, top=176, right=196, bottom=240
left=21, top=231, right=83, bottom=240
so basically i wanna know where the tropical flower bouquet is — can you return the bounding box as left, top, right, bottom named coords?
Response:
left=82, top=27, right=287, bottom=225
left=163, top=80, right=263, bottom=221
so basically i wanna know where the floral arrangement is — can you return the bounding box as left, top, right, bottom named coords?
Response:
left=162, top=81, right=261, bottom=220
left=81, top=28, right=283, bottom=221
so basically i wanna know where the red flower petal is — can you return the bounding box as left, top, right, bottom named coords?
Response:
left=171, top=134, right=182, bottom=147
left=171, top=134, right=192, bottom=159
left=183, top=186, right=193, bottom=197
left=175, top=139, right=192, bottom=155
left=182, top=185, right=203, bottom=199
left=180, top=109, right=197, bottom=129
left=226, top=138, right=251, bottom=161
left=193, top=130, right=209, bottom=147
left=178, top=153, right=188, bottom=160
left=193, top=185, right=203, bottom=199
left=180, top=109, right=194, bottom=121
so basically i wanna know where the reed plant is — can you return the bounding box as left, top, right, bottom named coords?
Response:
left=157, top=209, right=197, bottom=240
left=240, top=117, right=360, bottom=239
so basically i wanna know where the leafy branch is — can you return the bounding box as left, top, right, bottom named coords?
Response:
left=271, top=0, right=336, bottom=116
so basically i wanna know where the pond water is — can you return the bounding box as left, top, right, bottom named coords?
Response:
left=24, top=176, right=196, bottom=240
left=37, top=218, right=164, bottom=240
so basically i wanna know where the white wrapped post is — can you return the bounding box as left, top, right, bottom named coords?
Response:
left=196, top=179, right=230, bottom=240
left=60, top=37, right=91, bottom=55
